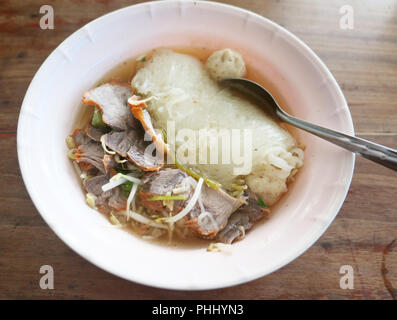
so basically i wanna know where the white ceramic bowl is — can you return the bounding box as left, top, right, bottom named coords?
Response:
left=18, top=0, right=354, bottom=290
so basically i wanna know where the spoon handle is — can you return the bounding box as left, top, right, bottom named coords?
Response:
left=278, top=111, right=397, bottom=171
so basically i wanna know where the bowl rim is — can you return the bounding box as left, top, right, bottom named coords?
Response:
left=17, top=0, right=355, bottom=290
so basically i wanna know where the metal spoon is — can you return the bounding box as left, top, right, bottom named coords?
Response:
left=221, top=78, right=397, bottom=171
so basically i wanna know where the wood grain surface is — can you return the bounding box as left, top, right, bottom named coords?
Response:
left=0, top=0, right=396, bottom=300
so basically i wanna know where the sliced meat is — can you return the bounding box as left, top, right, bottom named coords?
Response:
left=82, top=84, right=164, bottom=172
left=240, top=191, right=270, bottom=221
left=84, top=174, right=126, bottom=208
left=85, top=123, right=107, bottom=142
left=104, top=127, right=163, bottom=171
left=217, top=191, right=270, bottom=244
left=128, top=96, right=168, bottom=156
left=84, top=174, right=109, bottom=196
left=141, top=168, right=190, bottom=195
left=103, top=154, right=117, bottom=174
left=72, top=128, right=118, bottom=174
left=74, top=140, right=105, bottom=173
left=104, top=129, right=140, bottom=157
left=139, top=168, right=194, bottom=212
left=108, top=187, right=126, bottom=211
left=187, top=187, right=243, bottom=238
left=72, top=128, right=91, bottom=147
left=84, top=174, right=112, bottom=206
left=82, top=82, right=134, bottom=131
left=127, top=141, right=164, bottom=171
left=139, top=169, right=243, bottom=238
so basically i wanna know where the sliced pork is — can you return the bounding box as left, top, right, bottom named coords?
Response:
left=104, top=129, right=140, bottom=157
left=104, top=127, right=163, bottom=171
left=72, top=129, right=91, bottom=147
left=139, top=168, right=195, bottom=212
left=187, top=187, right=242, bottom=238
left=84, top=174, right=112, bottom=206
left=217, top=190, right=269, bottom=244
left=83, top=84, right=164, bottom=171
left=139, top=168, right=243, bottom=238
left=126, top=141, right=164, bottom=171
left=74, top=140, right=106, bottom=173
left=128, top=96, right=168, bottom=156
left=84, top=174, right=109, bottom=196
left=107, top=187, right=126, bottom=211
left=103, top=154, right=117, bottom=174
left=84, top=174, right=125, bottom=209
left=85, top=123, right=107, bottom=142
left=82, top=82, right=134, bottom=131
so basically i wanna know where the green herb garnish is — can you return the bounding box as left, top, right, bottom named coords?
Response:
left=120, top=181, right=133, bottom=197
left=92, top=108, right=109, bottom=130
left=257, top=198, right=268, bottom=209
left=115, top=168, right=130, bottom=175
left=147, top=195, right=187, bottom=201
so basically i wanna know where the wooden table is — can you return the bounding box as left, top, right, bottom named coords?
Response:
left=1, top=0, right=396, bottom=300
